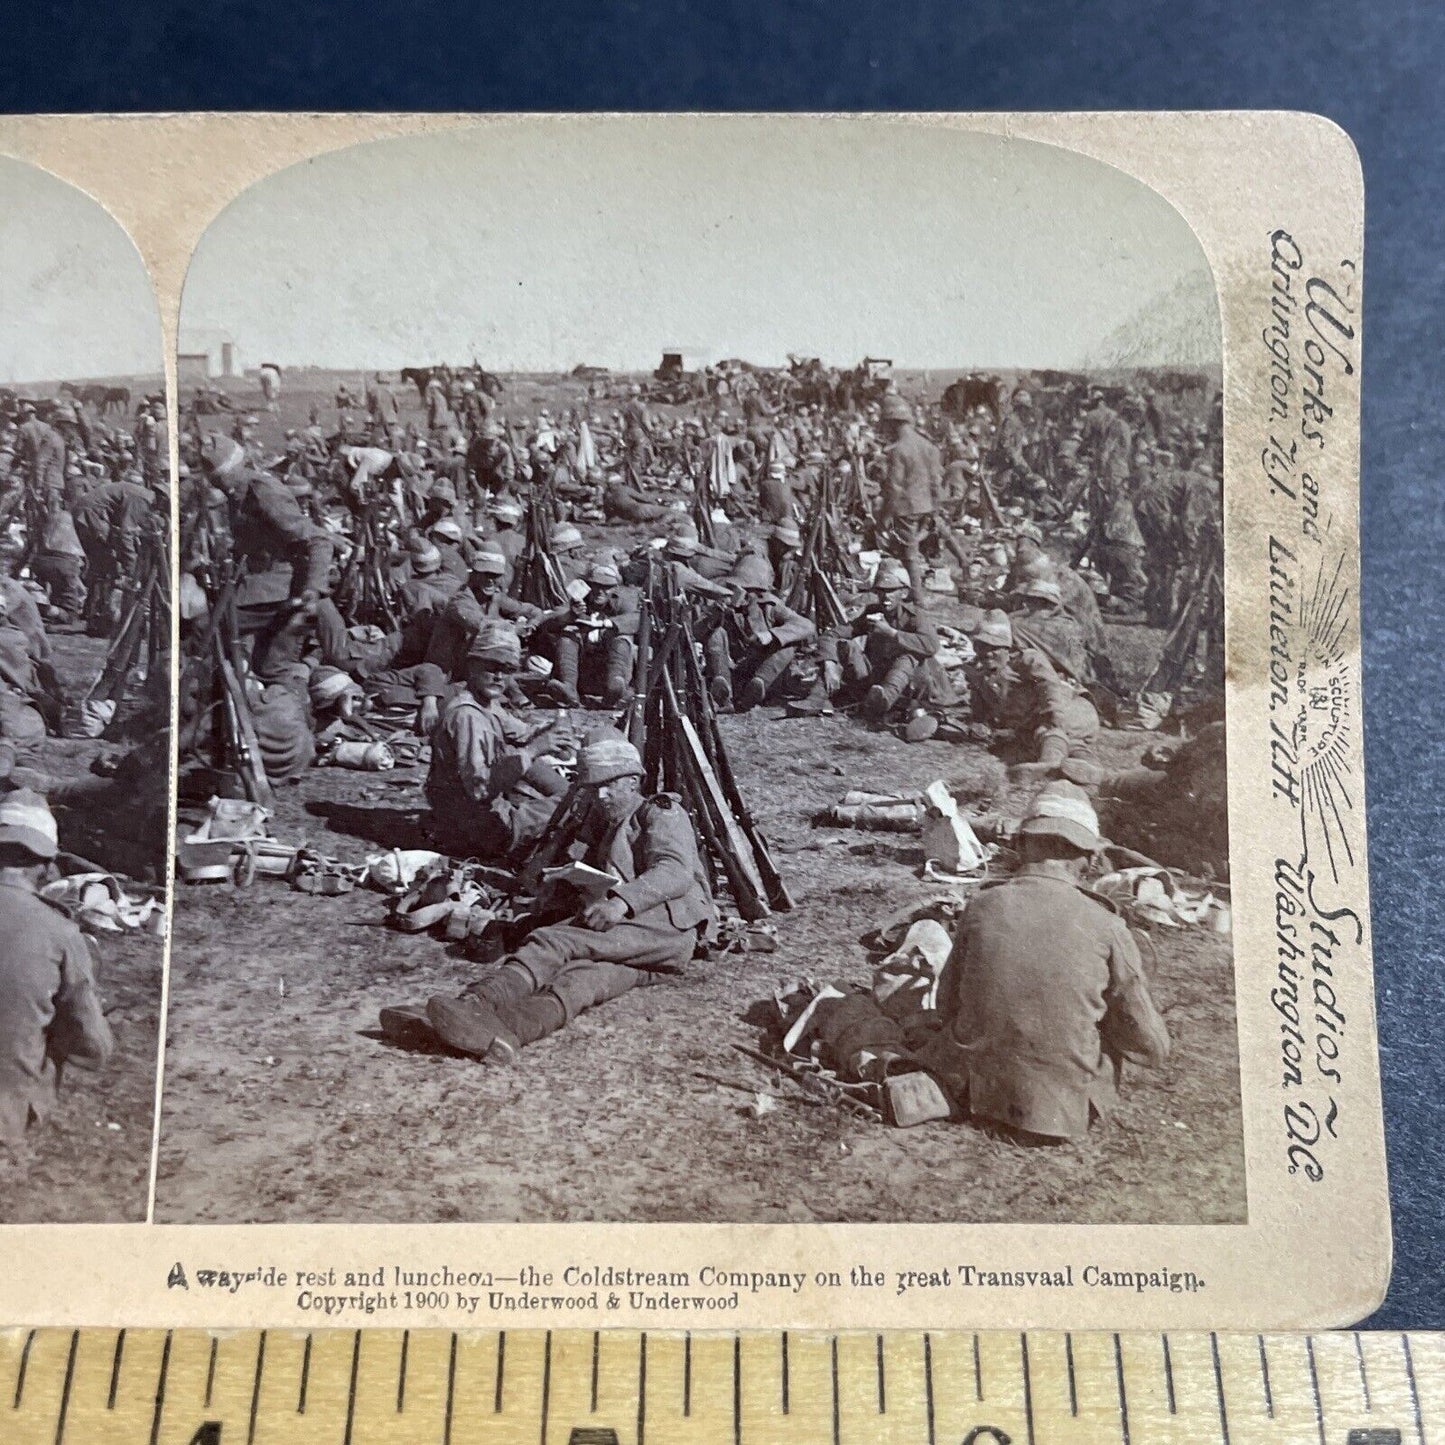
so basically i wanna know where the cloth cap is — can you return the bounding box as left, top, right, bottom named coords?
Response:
left=731, top=554, right=774, bottom=590
left=874, top=561, right=911, bottom=592
left=468, top=620, right=522, bottom=667
left=308, top=665, right=359, bottom=708
left=974, top=609, right=1013, bottom=649
left=880, top=394, right=912, bottom=423
left=1023, top=578, right=1063, bottom=606
left=409, top=540, right=442, bottom=576
left=470, top=549, right=508, bottom=577
left=579, top=734, right=644, bottom=785
left=587, top=562, right=622, bottom=588
left=0, top=788, right=58, bottom=859
left=430, top=517, right=464, bottom=542
left=1020, top=781, right=1101, bottom=852
left=550, top=524, right=584, bottom=551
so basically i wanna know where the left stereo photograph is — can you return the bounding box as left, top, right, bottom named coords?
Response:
left=0, top=158, right=170, bottom=1222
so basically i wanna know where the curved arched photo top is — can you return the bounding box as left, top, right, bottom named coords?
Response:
left=0, top=155, right=163, bottom=386
left=161, top=117, right=1241, bottom=1234
left=181, top=116, right=1219, bottom=375
left=0, top=155, right=167, bottom=1227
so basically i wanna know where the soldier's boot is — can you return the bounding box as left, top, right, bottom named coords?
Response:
left=740, top=647, right=796, bottom=710
left=425, top=992, right=510, bottom=1058
left=862, top=658, right=913, bottom=720
left=486, top=992, right=568, bottom=1065
left=602, top=663, right=632, bottom=709
left=602, top=637, right=635, bottom=708
left=709, top=673, right=734, bottom=711
left=545, top=637, right=582, bottom=708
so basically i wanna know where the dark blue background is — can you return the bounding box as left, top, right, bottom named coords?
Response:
left=4, top=0, right=1439, bottom=1328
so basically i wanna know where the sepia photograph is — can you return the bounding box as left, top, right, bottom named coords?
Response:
left=0, top=156, right=170, bottom=1221
left=155, top=117, right=1239, bottom=1228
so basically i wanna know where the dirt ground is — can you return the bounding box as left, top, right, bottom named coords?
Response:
left=0, top=626, right=164, bottom=1223
left=155, top=371, right=1243, bottom=1227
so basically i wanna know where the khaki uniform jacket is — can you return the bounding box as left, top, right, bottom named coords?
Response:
left=0, top=879, right=114, bottom=1141
left=882, top=427, right=942, bottom=520
left=229, top=470, right=334, bottom=607
left=590, top=795, right=715, bottom=935
left=942, top=864, right=1169, bottom=1139
left=425, top=691, right=532, bottom=824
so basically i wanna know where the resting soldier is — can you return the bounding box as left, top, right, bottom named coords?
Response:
left=0, top=790, right=114, bottom=1146
left=702, top=553, right=815, bottom=711
left=812, top=560, right=939, bottom=719
left=967, top=608, right=1100, bottom=775
left=939, top=784, right=1169, bottom=1142
left=424, top=622, right=568, bottom=862
left=400, top=734, right=714, bottom=1064
left=546, top=562, right=641, bottom=709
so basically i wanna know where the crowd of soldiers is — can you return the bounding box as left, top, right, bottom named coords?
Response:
left=177, top=359, right=1223, bottom=1143
left=0, top=388, right=171, bottom=1153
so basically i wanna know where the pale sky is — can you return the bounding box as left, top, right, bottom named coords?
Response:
left=185, top=117, right=1220, bottom=373
left=0, top=157, right=162, bottom=385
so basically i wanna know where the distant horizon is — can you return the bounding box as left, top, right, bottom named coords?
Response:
left=183, top=118, right=1220, bottom=375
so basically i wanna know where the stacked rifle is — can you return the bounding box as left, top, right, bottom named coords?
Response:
left=622, top=563, right=793, bottom=920
left=84, top=523, right=170, bottom=712
left=786, top=468, right=856, bottom=632
left=511, top=489, right=569, bottom=609
left=335, top=501, right=400, bottom=632
left=177, top=509, right=273, bottom=807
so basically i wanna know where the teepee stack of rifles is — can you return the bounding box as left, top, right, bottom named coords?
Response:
left=520, top=562, right=792, bottom=922
left=787, top=466, right=858, bottom=633
left=511, top=486, right=569, bottom=610
left=335, top=496, right=401, bottom=632
left=177, top=510, right=274, bottom=807
left=625, top=562, right=792, bottom=919
left=84, top=523, right=171, bottom=713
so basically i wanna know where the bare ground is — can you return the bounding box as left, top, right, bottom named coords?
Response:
left=0, top=628, right=163, bottom=1223
left=155, top=708, right=1243, bottom=1227
left=157, top=372, right=1243, bottom=1226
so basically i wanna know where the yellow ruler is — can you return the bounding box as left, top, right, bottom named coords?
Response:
left=1, top=1328, right=1439, bottom=1444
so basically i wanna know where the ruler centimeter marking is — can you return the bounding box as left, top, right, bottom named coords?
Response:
left=2, top=1328, right=1443, bottom=1442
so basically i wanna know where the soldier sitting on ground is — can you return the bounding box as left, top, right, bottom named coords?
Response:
left=424, top=622, right=569, bottom=863
left=966, top=608, right=1099, bottom=777
left=806, top=559, right=939, bottom=720
left=0, top=789, right=114, bottom=1149
left=544, top=562, right=641, bottom=710
left=938, top=783, right=1170, bottom=1143
left=384, top=733, right=715, bottom=1064
left=701, top=553, right=815, bottom=711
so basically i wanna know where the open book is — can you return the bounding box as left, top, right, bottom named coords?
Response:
left=541, top=860, right=621, bottom=900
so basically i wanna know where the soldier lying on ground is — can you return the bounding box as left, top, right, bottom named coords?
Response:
left=967, top=608, right=1099, bottom=777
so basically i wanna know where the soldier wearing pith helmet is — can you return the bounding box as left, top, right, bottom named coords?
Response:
left=0, top=789, right=114, bottom=1144
left=404, top=731, right=714, bottom=1065
left=940, top=781, right=1170, bottom=1143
